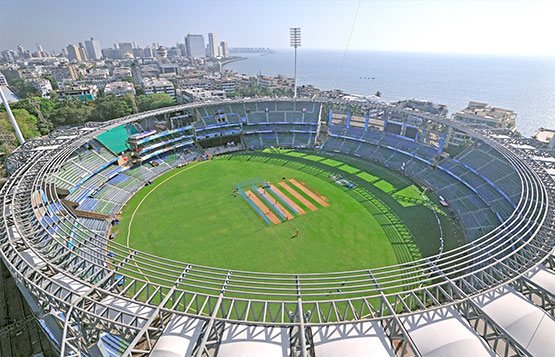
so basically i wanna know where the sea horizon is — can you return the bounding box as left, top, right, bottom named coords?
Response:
left=227, top=49, right=555, bottom=136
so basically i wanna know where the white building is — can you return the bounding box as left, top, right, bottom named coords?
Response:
left=220, top=41, right=229, bottom=57
left=159, top=63, right=179, bottom=77
left=104, top=81, right=136, bottom=96
left=394, top=99, right=448, bottom=117
left=118, top=43, right=134, bottom=58
left=219, top=79, right=236, bottom=93
left=208, top=33, right=220, bottom=58
left=185, top=34, right=206, bottom=58
left=50, top=65, right=80, bottom=84
left=112, top=67, right=132, bottom=79
left=56, top=85, right=98, bottom=101
left=84, top=38, right=102, bottom=60
left=86, top=68, right=110, bottom=80
left=258, top=76, right=277, bottom=88
left=533, top=128, right=555, bottom=149
left=66, top=44, right=82, bottom=62
left=31, top=78, right=53, bottom=97
left=142, top=77, right=176, bottom=100
left=183, top=88, right=226, bottom=102
left=453, top=101, right=516, bottom=130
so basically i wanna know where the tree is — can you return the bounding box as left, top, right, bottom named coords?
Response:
left=50, top=99, right=92, bottom=126
left=0, top=108, right=41, bottom=147
left=44, top=75, right=58, bottom=90
left=89, top=95, right=133, bottom=122
left=136, top=93, right=174, bottom=112
left=9, top=79, right=39, bottom=99
left=12, top=96, right=55, bottom=118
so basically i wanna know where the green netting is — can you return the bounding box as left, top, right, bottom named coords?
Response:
left=96, top=124, right=137, bottom=154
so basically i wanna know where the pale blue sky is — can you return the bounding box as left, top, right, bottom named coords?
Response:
left=1, top=0, right=554, bottom=56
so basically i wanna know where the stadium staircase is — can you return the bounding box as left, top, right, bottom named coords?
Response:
left=61, top=198, right=112, bottom=220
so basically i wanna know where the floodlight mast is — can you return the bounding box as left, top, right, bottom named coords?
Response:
left=0, top=86, right=25, bottom=145
left=290, top=27, right=301, bottom=98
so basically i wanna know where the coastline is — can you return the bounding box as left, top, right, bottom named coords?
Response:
left=224, top=49, right=555, bottom=136
left=221, top=56, right=247, bottom=68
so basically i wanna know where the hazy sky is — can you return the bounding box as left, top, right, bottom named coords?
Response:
left=1, top=0, right=554, bottom=56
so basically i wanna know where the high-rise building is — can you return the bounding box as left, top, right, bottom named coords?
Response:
left=51, top=64, right=79, bottom=83
left=133, top=48, right=144, bottom=58
left=143, top=47, right=154, bottom=58
left=177, top=43, right=188, bottom=57
left=167, top=47, right=182, bottom=58
left=220, top=41, right=229, bottom=57
left=78, top=43, right=88, bottom=62
left=84, top=37, right=102, bottom=60
left=66, top=44, right=82, bottom=62
left=185, top=34, right=206, bottom=58
left=207, top=33, right=220, bottom=57
left=118, top=42, right=134, bottom=58
left=101, top=47, right=119, bottom=60
left=1, top=50, right=17, bottom=62
left=35, top=44, right=47, bottom=58
left=156, top=46, right=168, bottom=59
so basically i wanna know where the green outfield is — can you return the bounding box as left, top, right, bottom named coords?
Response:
left=115, top=150, right=463, bottom=274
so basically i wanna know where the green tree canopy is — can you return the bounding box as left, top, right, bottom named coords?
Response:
left=0, top=108, right=41, bottom=148
left=49, top=99, right=92, bottom=126
left=9, top=79, right=39, bottom=99
left=89, top=95, right=133, bottom=122
left=136, top=93, right=174, bottom=112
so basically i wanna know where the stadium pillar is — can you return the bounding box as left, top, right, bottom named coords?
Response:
left=364, top=111, right=369, bottom=131
left=346, top=111, right=351, bottom=129
left=0, top=86, right=25, bottom=145
left=328, top=109, right=333, bottom=127
left=437, top=131, right=447, bottom=156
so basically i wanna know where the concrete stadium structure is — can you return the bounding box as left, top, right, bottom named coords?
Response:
left=1, top=98, right=555, bottom=356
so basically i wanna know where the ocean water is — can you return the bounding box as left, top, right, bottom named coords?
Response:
left=226, top=50, right=555, bottom=136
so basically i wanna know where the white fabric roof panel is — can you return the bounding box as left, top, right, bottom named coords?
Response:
left=20, top=249, right=46, bottom=269
left=31, top=145, right=60, bottom=151
left=510, top=143, right=536, bottom=150
left=96, top=295, right=154, bottom=327
left=44, top=273, right=89, bottom=302
left=532, top=155, right=555, bottom=163
left=401, top=307, right=494, bottom=357
left=527, top=266, right=555, bottom=295
left=217, top=323, right=289, bottom=357
left=473, top=287, right=555, bottom=357
left=312, top=321, right=395, bottom=357
left=150, top=315, right=205, bottom=357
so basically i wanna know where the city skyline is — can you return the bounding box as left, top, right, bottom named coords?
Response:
left=1, top=0, right=555, bottom=57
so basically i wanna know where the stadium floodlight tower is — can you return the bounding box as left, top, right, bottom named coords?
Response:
left=290, top=27, right=301, bottom=98
left=0, top=86, right=25, bottom=145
